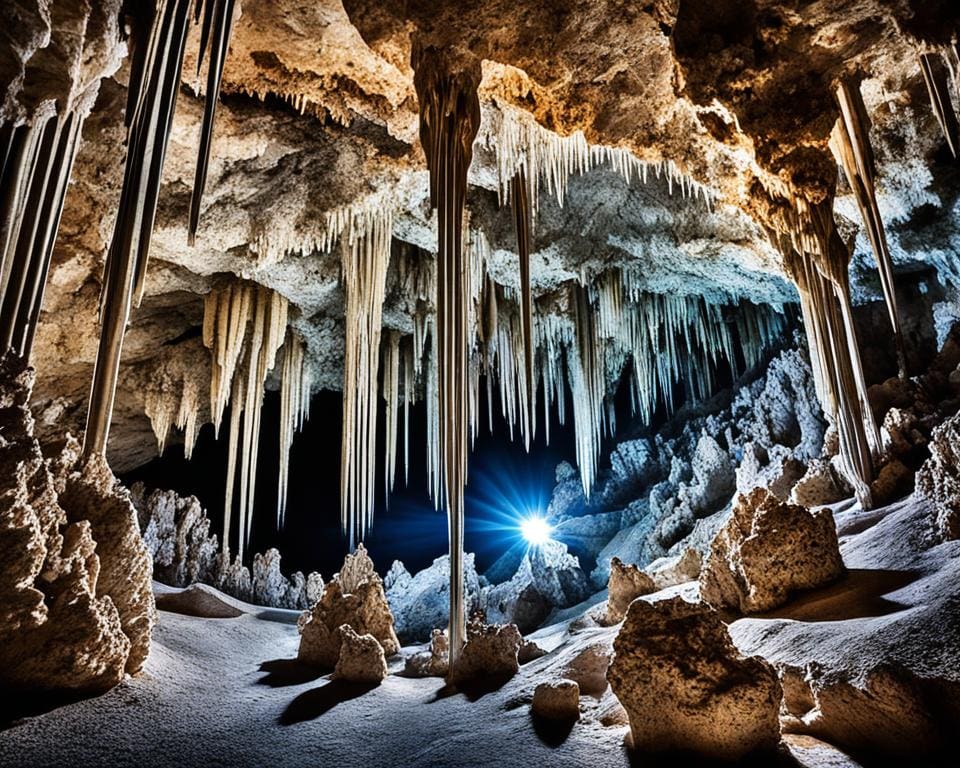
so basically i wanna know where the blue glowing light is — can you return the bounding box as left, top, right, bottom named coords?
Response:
left=519, top=514, right=553, bottom=546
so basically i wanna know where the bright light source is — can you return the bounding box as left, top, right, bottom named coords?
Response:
left=520, top=514, right=553, bottom=546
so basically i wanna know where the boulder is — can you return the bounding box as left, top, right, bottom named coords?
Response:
left=298, top=545, right=399, bottom=668
left=604, top=557, right=655, bottom=624
left=332, top=625, right=388, bottom=684
left=532, top=679, right=580, bottom=720
left=607, top=596, right=782, bottom=760
left=700, top=488, right=844, bottom=613
left=790, top=457, right=850, bottom=508
left=916, top=414, right=960, bottom=541
left=450, top=622, right=521, bottom=685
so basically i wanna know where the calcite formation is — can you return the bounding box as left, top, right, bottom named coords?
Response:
left=531, top=679, right=580, bottom=721
left=131, top=484, right=323, bottom=609
left=603, top=557, right=655, bottom=625
left=607, top=596, right=782, bottom=760
left=449, top=621, right=522, bottom=685
left=333, top=625, right=389, bottom=684
left=700, top=488, right=844, bottom=614
left=298, top=545, right=399, bottom=669
left=916, top=414, right=960, bottom=541
left=0, top=356, right=154, bottom=692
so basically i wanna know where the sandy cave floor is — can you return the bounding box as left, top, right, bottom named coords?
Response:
left=2, top=494, right=957, bottom=768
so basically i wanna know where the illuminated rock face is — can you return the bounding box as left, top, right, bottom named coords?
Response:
left=917, top=414, right=960, bottom=541
left=608, top=596, right=782, bottom=761
left=700, top=488, right=845, bottom=614
left=0, top=356, right=154, bottom=692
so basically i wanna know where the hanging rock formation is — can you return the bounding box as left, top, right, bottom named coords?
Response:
left=700, top=488, right=845, bottom=614
left=607, top=596, right=783, bottom=761
left=298, top=545, right=399, bottom=669
left=0, top=355, right=154, bottom=692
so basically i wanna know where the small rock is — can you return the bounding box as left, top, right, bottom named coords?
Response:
left=333, top=625, right=387, bottom=684
left=450, top=622, right=521, bottom=685
left=532, top=679, right=580, bottom=720
left=604, top=557, right=655, bottom=624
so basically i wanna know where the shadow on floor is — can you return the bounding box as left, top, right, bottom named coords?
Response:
left=531, top=713, right=576, bottom=747
left=257, top=658, right=326, bottom=688
left=430, top=673, right=515, bottom=703
left=279, top=680, right=378, bottom=725
left=0, top=689, right=102, bottom=731
left=759, top=568, right=919, bottom=623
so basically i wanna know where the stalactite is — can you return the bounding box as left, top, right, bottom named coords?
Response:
left=202, top=282, right=288, bottom=557
left=278, top=329, right=310, bottom=529
left=510, top=169, right=536, bottom=450
left=0, top=109, right=84, bottom=359
left=83, top=0, right=194, bottom=458
left=770, top=194, right=879, bottom=509
left=382, top=329, right=401, bottom=507
left=569, top=284, right=604, bottom=497
left=413, top=43, right=482, bottom=669
left=830, top=77, right=906, bottom=377
left=189, top=0, right=239, bottom=243
left=482, top=102, right=716, bottom=221
left=919, top=49, right=960, bottom=159
left=340, top=210, right=393, bottom=547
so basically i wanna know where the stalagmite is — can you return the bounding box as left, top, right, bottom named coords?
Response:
left=919, top=50, right=960, bottom=159
left=413, top=43, right=482, bottom=669
left=510, top=169, right=536, bottom=450
left=341, top=210, right=393, bottom=546
left=830, top=78, right=906, bottom=377
left=278, top=330, right=310, bottom=528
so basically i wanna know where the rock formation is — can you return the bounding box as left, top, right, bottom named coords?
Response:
left=608, top=596, right=782, bottom=760
left=131, top=484, right=323, bottom=609
left=700, top=488, right=844, bottom=613
left=333, top=625, right=389, bottom=684
left=298, top=545, right=399, bottom=669
left=449, top=621, right=522, bottom=686
left=0, top=355, right=154, bottom=692
left=646, top=548, right=702, bottom=590
left=531, top=679, right=580, bottom=721
left=404, top=628, right=451, bottom=678
left=603, top=557, right=655, bottom=625
left=916, top=414, right=960, bottom=541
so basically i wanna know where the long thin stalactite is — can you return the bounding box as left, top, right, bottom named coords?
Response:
left=510, top=168, right=536, bottom=450
left=413, top=43, right=482, bottom=670
left=830, top=77, right=906, bottom=377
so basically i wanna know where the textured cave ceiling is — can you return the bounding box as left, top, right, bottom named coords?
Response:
left=5, top=0, right=959, bottom=479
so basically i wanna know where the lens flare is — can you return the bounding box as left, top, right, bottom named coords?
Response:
left=520, top=514, right=553, bottom=546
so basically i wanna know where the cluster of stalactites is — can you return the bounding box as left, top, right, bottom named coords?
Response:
left=771, top=195, right=879, bottom=508
left=83, top=0, right=238, bottom=460
left=0, top=109, right=85, bottom=360
left=278, top=329, right=311, bottom=528
left=919, top=43, right=960, bottom=159
left=202, top=281, right=288, bottom=559
left=482, top=102, right=715, bottom=222
left=829, top=77, right=906, bottom=377
left=340, top=209, right=394, bottom=547
left=379, top=255, right=785, bottom=503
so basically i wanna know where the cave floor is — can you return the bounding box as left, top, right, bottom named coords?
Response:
left=3, top=495, right=955, bottom=768
left=0, top=607, right=858, bottom=768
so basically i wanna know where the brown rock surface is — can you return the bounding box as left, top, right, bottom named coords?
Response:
left=531, top=679, right=580, bottom=721
left=604, top=556, right=655, bottom=625
left=916, top=414, right=960, bottom=541
left=449, top=621, right=522, bottom=685
left=700, top=488, right=844, bottom=613
left=607, top=596, right=782, bottom=760
left=333, top=625, right=389, bottom=684
left=298, top=544, right=399, bottom=668
left=0, top=356, right=155, bottom=692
